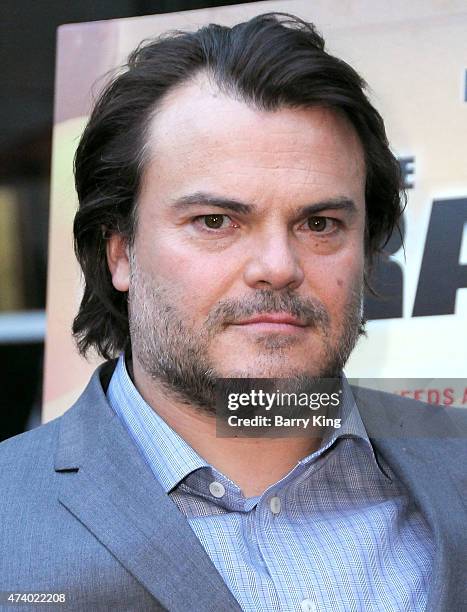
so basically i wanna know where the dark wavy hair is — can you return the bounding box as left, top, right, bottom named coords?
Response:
left=73, top=11, right=405, bottom=360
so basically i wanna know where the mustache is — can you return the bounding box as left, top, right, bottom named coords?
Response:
left=204, top=289, right=331, bottom=331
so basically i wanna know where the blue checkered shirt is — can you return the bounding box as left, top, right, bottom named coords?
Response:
left=107, top=354, right=434, bottom=612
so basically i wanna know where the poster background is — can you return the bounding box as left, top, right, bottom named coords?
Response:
left=43, top=0, right=467, bottom=422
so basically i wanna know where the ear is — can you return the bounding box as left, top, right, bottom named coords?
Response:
left=106, top=232, right=130, bottom=292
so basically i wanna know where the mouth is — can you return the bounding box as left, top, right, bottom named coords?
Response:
left=230, top=313, right=308, bottom=333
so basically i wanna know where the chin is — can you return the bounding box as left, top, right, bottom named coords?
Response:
left=210, top=341, right=329, bottom=379
left=218, top=359, right=318, bottom=380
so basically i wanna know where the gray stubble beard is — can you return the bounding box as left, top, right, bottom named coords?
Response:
left=128, top=251, right=365, bottom=414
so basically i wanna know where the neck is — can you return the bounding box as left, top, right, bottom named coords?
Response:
left=130, top=356, right=322, bottom=497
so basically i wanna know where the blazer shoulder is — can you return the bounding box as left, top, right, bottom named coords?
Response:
left=0, top=360, right=117, bottom=479
left=0, top=417, right=60, bottom=476
left=353, top=384, right=467, bottom=425
left=352, top=385, right=467, bottom=469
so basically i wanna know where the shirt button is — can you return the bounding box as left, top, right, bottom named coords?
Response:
left=209, top=481, right=225, bottom=498
left=300, top=600, right=317, bottom=612
left=269, top=496, right=281, bottom=514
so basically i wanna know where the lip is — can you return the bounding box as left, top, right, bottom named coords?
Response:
left=232, top=313, right=307, bottom=327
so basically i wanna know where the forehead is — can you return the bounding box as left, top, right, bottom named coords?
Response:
left=140, top=75, right=366, bottom=210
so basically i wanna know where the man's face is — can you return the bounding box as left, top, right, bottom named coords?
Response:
left=113, top=77, right=367, bottom=411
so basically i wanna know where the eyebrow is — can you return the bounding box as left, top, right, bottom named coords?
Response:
left=170, top=191, right=357, bottom=218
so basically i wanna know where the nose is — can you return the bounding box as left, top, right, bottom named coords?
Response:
left=243, top=226, right=305, bottom=291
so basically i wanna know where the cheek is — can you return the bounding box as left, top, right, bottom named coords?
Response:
left=313, top=251, right=363, bottom=313
left=142, top=233, right=237, bottom=313
left=337, top=266, right=364, bottom=309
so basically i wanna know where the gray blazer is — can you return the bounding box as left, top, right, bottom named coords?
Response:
left=0, top=361, right=465, bottom=611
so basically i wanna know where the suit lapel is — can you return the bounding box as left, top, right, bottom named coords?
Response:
left=55, top=363, right=242, bottom=612
left=354, top=387, right=467, bottom=612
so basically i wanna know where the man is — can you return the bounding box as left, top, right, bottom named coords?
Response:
left=0, top=12, right=465, bottom=612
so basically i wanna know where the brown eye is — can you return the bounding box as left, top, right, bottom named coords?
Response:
left=307, top=216, right=328, bottom=232
left=204, top=214, right=226, bottom=229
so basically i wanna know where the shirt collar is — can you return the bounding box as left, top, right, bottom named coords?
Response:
left=298, top=374, right=375, bottom=466
left=107, top=354, right=383, bottom=493
left=107, top=354, right=209, bottom=493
